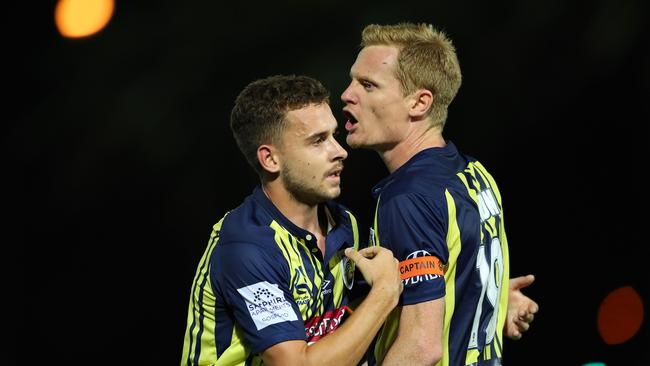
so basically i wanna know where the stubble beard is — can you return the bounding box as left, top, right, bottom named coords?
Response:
left=282, top=163, right=339, bottom=206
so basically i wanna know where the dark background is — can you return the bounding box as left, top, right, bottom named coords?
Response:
left=6, top=0, right=649, bottom=365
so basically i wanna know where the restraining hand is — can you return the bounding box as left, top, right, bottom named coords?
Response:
left=345, top=246, right=403, bottom=299
left=505, top=274, right=539, bottom=340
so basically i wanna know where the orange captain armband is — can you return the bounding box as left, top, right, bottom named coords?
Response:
left=399, top=256, right=445, bottom=280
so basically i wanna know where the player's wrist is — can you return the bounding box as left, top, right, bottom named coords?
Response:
left=367, top=280, right=401, bottom=310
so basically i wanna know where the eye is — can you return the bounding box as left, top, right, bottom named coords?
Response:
left=361, top=80, right=374, bottom=90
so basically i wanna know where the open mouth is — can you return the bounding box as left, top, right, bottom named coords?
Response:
left=326, top=167, right=343, bottom=179
left=343, top=110, right=358, bottom=131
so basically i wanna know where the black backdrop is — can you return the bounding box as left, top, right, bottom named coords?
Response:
left=6, top=0, right=649, bottom=364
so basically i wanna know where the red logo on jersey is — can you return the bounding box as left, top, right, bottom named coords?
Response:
left=304, top=305, right=352, bottom=343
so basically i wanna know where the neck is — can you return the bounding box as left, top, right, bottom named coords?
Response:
left=379, top=124, right=445, bottom=173
left=262, top=179, right=322, bottom=235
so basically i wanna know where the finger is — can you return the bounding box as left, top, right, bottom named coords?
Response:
left=510, top=274, right=535, bottom=290
left=344, top=248, right=366, bottom=264
left=357, top=246, right=382, bottom=259
left=528, top=300, right=539, bottom=314
left=514, top=319, right=530, bottom=332
left=520, top=312, right=535, bottom=323
left=506, top=324, right=522, bottom=340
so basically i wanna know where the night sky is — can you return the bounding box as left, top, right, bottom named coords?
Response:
left=7, top=0, right=649, bottom=365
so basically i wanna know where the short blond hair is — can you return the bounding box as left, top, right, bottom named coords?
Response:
left=361, top=23, right=462, bottom=129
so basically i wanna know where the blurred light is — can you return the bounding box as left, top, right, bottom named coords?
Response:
left=55, top=0, right=114, bottom=38
left=581, top=363, right=606, bottom=366
left=597, top=285, right=644, bottom=345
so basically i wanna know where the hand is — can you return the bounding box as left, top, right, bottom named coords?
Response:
left=345, top=246, right=402, bottom=297
left=505, top=274, right=539, bottom=340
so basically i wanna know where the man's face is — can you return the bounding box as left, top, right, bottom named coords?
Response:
left=278, top=103, right=347, bottom=205
left=341, top=45, right=410, bottom=151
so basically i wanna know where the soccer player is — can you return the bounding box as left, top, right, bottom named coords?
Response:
left=341, top=23, right=539, bottom=365
left=181, top=75, right=402, bottom=366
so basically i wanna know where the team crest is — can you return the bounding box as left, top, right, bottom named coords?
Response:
left=340, top=255, right=355, bottom=290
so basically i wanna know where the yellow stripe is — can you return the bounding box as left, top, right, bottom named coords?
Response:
left=465, top=349, right=480, bottom=365
left=473, top=161, right=502, bottom=203
left=374, top=307, right=401, bottom=364
left=496, top=208, right=509, bottom=358
left=457, top=171, right=484, bottom=245
left=443, top=190, right=461, bottom=366
left=346, top=210, right=360, bottom=250
left=474, top=161, right=510, bottom=359
left=329, top=251, right=344, bottom=307
left=372, top=197, right=381, bottom=246
left=270, top=221, right=295, bottom=289
left=214, top=324, right=252, bottom=365
left=270, top=221, right=315, bottom=319
left=182, top=215, right=227, bottom=364
left=471, top=163, right=499, bottom=238
left=297, top=237, right=324, bottom=314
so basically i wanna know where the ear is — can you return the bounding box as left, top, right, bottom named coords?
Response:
left=257, top=144, right=281, bottom=174
left=408, top=89, right=433, bottom=119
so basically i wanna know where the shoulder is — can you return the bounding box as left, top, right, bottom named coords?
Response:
left=216, top=196, right=284, bottom=250
left=379, top=176, right=449, bottom=214
left=207, top=199, right=290, bottom=273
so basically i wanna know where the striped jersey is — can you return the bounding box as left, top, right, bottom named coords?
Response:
left=182, top=185, right=359, bottom=365
left=370, top=142, right=510, bottom=366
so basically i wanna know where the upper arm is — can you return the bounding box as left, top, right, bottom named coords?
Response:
left=378, top=193, right=448, bottom=304
left=387, top=298, right=444, bottom=365
left=399, top=298, right=444, bottom=345
left=211, top=242, right=306, bottom=354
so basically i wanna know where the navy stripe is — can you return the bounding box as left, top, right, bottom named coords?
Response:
left=214, top=306, right=234, bottom=358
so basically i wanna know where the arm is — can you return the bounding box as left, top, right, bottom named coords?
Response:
left=382, top=299, right=444, bottom=366
left=262, top=246, right=403, bottom=366
left=504, top=274, right=539, bottom=340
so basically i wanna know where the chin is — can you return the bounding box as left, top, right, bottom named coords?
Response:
left=322, top=187, right=341, bottom=201
left=346, top=136, right=363, bottom=149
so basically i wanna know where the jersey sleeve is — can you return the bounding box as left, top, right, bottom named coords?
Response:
left=210, top=241, right=306, bottom=354
left=377, top=192, right=449, bottom=305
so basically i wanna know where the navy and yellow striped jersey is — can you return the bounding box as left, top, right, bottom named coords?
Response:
left=370, top=142, right=510, bottom=366
left=182, top=186, right=359, bottom=366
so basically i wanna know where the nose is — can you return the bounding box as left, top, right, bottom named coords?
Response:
left=341, top=82, right=357, bottom=104
left=332, top=137, right=348, bottom=161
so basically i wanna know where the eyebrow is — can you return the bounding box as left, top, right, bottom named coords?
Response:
left=305, top=126, right=337, bottom=140
left=350, top=70, right=379, bottom=86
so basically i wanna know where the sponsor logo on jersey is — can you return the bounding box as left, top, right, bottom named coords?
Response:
left=321, top=279, right=332, bottom=296
left=400, top=250, right=444, bottom=286
left=237, top=281, right=298, bottom=330
left=304, top=305, right=351, bottom=343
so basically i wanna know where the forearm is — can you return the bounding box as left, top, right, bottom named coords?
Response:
left=304, top=286, right=397, bottom=366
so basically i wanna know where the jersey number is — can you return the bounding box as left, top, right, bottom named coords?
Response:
left=468, top=237, right=504, bottom=349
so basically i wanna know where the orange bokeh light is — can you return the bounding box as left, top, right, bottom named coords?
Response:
left=597, top=285, right=644, bottom=345
left=55, top=0, right=115, bottom=38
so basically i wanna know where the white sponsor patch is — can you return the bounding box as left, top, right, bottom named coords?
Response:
left=237, top=281, right=298, bottom=330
